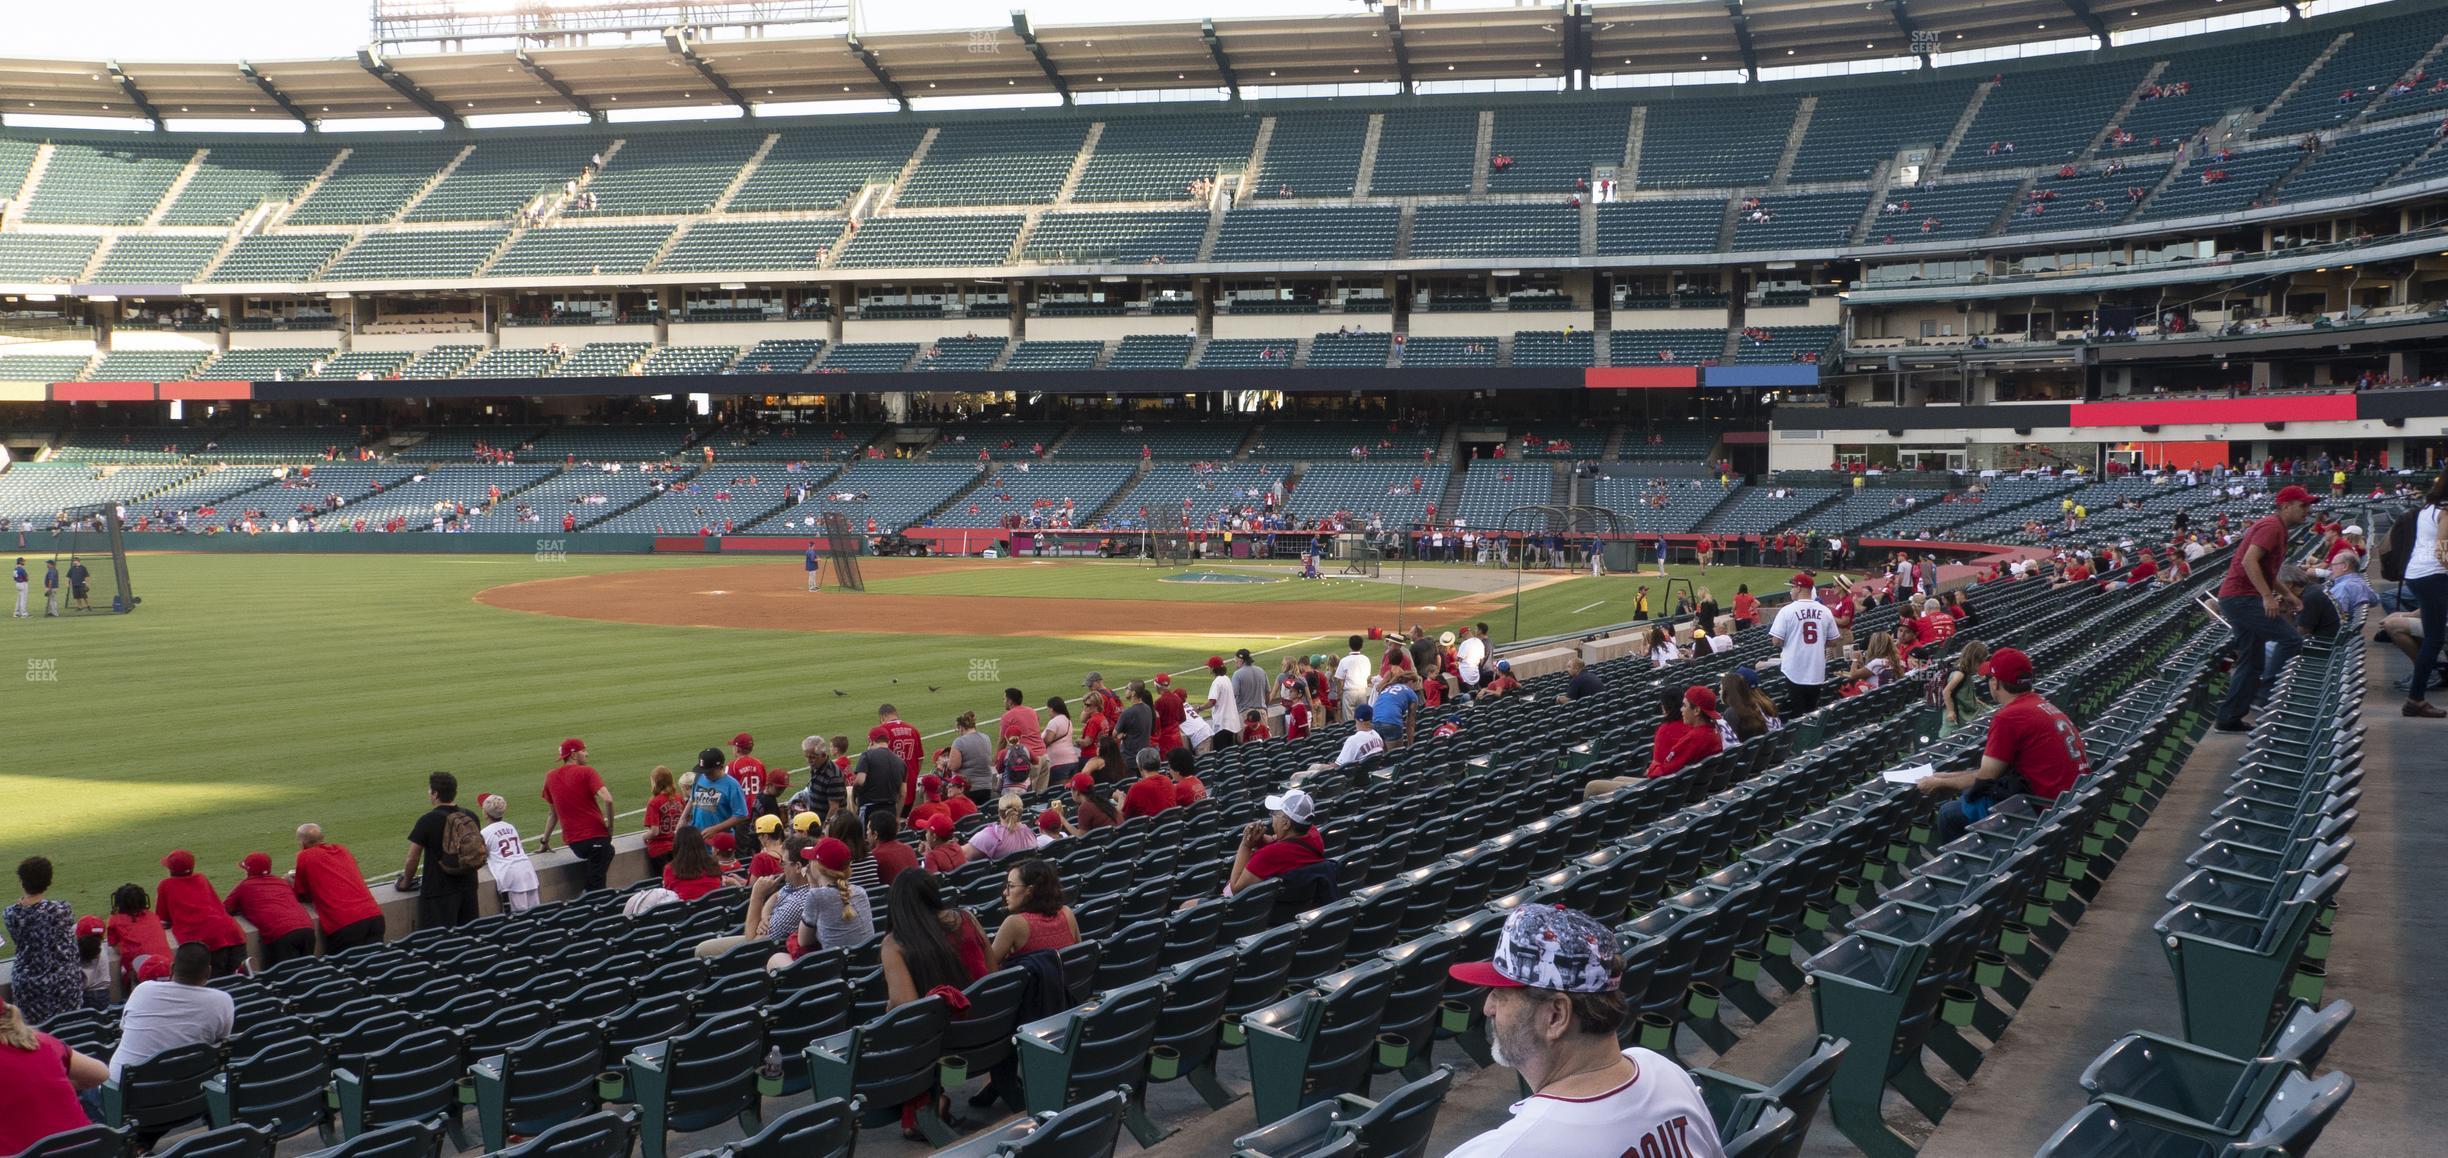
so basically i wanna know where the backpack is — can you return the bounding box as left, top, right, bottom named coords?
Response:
left=436, top=807, right=488, bottom=875
left=2379, top=510, right=2419, bottom=583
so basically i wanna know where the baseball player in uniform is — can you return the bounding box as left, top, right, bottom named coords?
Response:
left=11, top=558, right=26, bottom=618
left=804, top=541, right=823, bottom=591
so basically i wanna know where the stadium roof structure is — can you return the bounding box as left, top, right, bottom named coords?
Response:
left=0, top=0, right=2291, bottom=127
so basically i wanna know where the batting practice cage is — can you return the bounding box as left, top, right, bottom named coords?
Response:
left=1148, top=511, right=1192, bottom=566
left=820, top=513, right=866, bottom=592
left=34, top=507, right=139, bottom=614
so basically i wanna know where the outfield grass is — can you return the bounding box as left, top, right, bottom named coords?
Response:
left=0, top=551, right=1850, bottom=927
left=863, top=560, right=1463, bottom=604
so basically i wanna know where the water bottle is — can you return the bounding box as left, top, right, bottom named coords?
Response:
left=761, top=1047, right=783, bottom=1082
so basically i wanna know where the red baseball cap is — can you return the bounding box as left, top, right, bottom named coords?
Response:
left=161, top=850, right=195, bottom=876
left=708, top=832, right=737, bottom=853
left=137, top=958, right=173, bottom=983
left=1153, top=673, right=1172, bottom=687
left=1980, top=647, right=2035, bottom=684
left=2273, top=485, right=2317, bottom=506
left=806, top=837, right=852, bottom=873
left=731, top=732, right=754, bottom=751
left=1683, top=686, right=1719, bottom=714
left=1790, top=572, right=1816, bottom=588
left=924, top=814, right=955, bottom=839
left=560, top=738, right=586, bottom=760
left=918, top=773, right=944, bottom=796
left=241, top=853, right=273, bottom=877
left=867, top=724, right=892, bottom=743
left=1069, top=772, right=1098, bottom=793
left=1037, top=808, right=1066, bottom=833
left=1207, top=655, right=1226, bottom=670
left=75, top=915, right=105, bottom=938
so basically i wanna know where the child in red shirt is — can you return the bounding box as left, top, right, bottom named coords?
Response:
left=1239, top=709, right=1271, bottom=743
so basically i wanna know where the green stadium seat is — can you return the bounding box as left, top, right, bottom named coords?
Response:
left=150, top=1125, right=272, bottom=1158
left=204, top=235, right=347, bottom=283
left=407, top=140, right=600, bottom=222
left=2033, top=1071, right=2352, bottom=1158
left=201, top=1035, right=334, bottom=1144
left=164, top=144, right=337, bottom=225
left=487, top=1110, right=635, bottom=1158
left=1073, top=112, right=1257, bottom=202
left=289, top=145, right=460, bottom=225
left=656, top=220, right=843, bottom=274
left=834, top=215, right=1024, bottom=268
left=23, top=141, right=198, bottom=225
left=725, top=125, right=924, bottom=213
left=570, top=134, right=760, bottom=217
left=679, top=1097, right=858, bottom=1158
left=1637, top=97, right=1794, bottom=188
left=627, top=1008, right=767, bottom=1158
left=1692, top=1034, right=1847, bottom=1147
left=91, top=235, right=222, bottom=283
left=8, top=1126, right=133, bottom=1158
left=932, top=1087, right=1133, bottom=1158
left=1015, top=978, right=1164, bottom=1118
left=488, top=226, right=672, bottom=278
left=895, top=121, right=1087, bottom=207
left=1251, top=112, right=1368, bottom=200
left=805, top=995, right=953, bottom=1143
left=2155, top=865, right=2348, bottom=1060
left=1369, top=108, right=1476, bottom=196
left=0, top=234, right=102, bottom=282
left=1021, top=210, right=1207, bottom=265
left=1228, top=1064, right=1454, bottom=1158
left=322, top=230, right=506, bottom=282
left=291, top=1120, right=442, bottom=1158
left=1241, top=959, right=1397, bottom=1125
left=97, top=1041, right=223, bottom=1140
left=330, top=1026, right=467, bottom=1147
left=470, top=1021, right=609, bottom=1153
left=1720, top=1104, right=1800, bottom=1158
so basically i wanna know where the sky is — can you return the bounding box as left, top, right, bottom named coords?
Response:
left=4, top=0, right=1384, bottom=61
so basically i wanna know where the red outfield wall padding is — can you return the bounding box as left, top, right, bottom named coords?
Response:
left=53, top=381, right=155, bottom=402
left=158, top=380, right=254, bottom=401
left=1583, top=366, right=1699, bottom=389
left=2067, top=393, right=2355, bottom=428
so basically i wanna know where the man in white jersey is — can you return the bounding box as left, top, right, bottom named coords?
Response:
left=1768, top=572, right=1835, bottom=715
left=1446, top=904, right=1725, bottom=1158
left=1455, top=622, right=1490, bottom=690
left=1333, top=634, right=1374, bottom=720
left=1336, top=704, right=1386, bottom=765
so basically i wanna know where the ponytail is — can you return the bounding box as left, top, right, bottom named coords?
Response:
left=836, top=875, right=857, bottom=922
left=0, top=1001, right=34, bottom=1051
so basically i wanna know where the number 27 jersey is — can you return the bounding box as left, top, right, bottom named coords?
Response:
left=1770, top=598, right=1835, bottom=686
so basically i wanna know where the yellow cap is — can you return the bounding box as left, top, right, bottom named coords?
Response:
left=754, top=814, right=783, bottom=834
left=791, top=811, right=822, bottom=833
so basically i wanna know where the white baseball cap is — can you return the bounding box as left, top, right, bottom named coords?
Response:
left=1263, top=789, right=1316, bottom=824
left=2342, top=525, right=2364, bottom=536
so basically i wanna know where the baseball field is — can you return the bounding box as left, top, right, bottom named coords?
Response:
left=3, top=549, right=1826, bottom=926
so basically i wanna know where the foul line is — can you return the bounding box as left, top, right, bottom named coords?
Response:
left=1572, top=600, right=1608, bottom=614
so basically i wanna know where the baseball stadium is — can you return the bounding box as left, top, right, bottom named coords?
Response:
left=0, top=0, right=2439, bottom=1153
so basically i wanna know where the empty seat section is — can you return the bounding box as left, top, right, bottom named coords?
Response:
left=1072, top=113, right=1258, bottom=202
left=1409, top=204, right=1580, bottom=259
left=400, top=345, right=485, bottom=379
left=932, top=463, right=1135, bottom=527
left=548, top=342, right=652, bottom=377
left=457, top=465, right=689, bottom=531
left=405, top=140, right=600, bottom=222
left=1637, top=97, right=1796, bottom=187
left=2257, top=17, right=2448, bottom=136
left=1106, top=461, right=1287, bottom=527
left=487, top=225, right=673, bottom=278
left=568, top=134, right=760, bottom=216
left=724, top=124, right=925, bottom=212
left=654, top=219, right=843, bottom=273
left=834, top=215, right=1023, bottom=268
left=1612, top=424, right=1715, bottom=462
left=198, top=347, right=334, bottom=381
left=1596, top=200, right=1725, bottom=255
left=139, top=465, right=285, bottom=511
left=88, top=349, right=210, bottom=381
left=163, top=144, right=336, bottom=225
left=91, top=235, right=220, bottom=283
left=1283, top=463, right=1437, bottom=525
left=1368, top=108, right=1479, bottom=195
left=1867, top=179, right=2018, bottom=242
left=1453, top=459, right=1552, bottom=525
left=1732, top=325, right=1837, bottom=363
left=1003, top=341, right=1104, bottom=371
left=729, top=339, right=827, bottom=374
left=0, top=464, right=197, bottom=521
left=1250, top=111, right=1369, bottom=199
left=1398, top=336, right=1498, bottom=367
left=49, top=430, right=189, bottom=463
left=1608, top=329, right=1728, bottom=366
left=1730, top=191, right=1865, bottom=250
left=930, top=423, right=1069, bottom=460
left=914, top=337, right=1008, bottom=372
left=708, top=423, right=879, bottom=460
left=637, top=346, right=741, bottom=376
left=0, top=137, right=38, bottom=199
left=2281, top=121, right=2435, bottom=202
left=1590, top=474, right=1722, bottom=531
left=1511, top=330, right=1596, bottom=367
left=1212, top=207, right=1398, bottom=262
left=0, top=353, right=95, bottom=381
left=1701, top=486, right=1834, bottom=534
left=1058, top=423, right=1245, bottom=459
left=1789, top=83, right=1978, bottom=183
left=1487, top=103, right=1631, bottom=191
left=1305, top=331, right=1391, bottom=368
left=308, top=351, right=413, bottom=380
left=203, top=235, right=347, bottom=283
left=746, top=461, right=980, bottom=532
left=0, top=234, right=101, bottom=282
left=1106, top=335, right=1193, bottom=370
left=1020, top=211, right=1207, bottom=264
left=894, top=121, right=1088, bottom=207
left=1197, top=338, right=1298, bottom=368
left=23, top=141, right=197, bottom=224
left=816, top=343, right=917, bottom=372
left=287, top=144, right=461, bottom=224
left=312, top=464, right=557, bottom=530
left=322, top=230, right=507, bottom=281
left=461, top=347, right=566, bottom=378
left=2117, top=35, right=2329, bottom=147
left=1954, top=62, right=2150, bottom=171
left=184, top=428, right=350, bottom=462
left=528, top=426, right=695, bottom=460
left=2138, top=147, right=2303, bottom=219
left=2004, top=162, right=2171, bottom=231
left=1250, top=421, right=1439, bottom=460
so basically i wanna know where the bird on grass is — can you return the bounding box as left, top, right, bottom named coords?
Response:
left=831, top=689, right=848, bottom=697
left=927, top=686, right=942, bottom=693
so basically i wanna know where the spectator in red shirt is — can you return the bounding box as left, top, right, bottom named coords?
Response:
left=997, top=687, right=1046, bottom=773
left=728, top=732, right=778, bottom=817
left=1585, top=687, right=1721, bottom=798
left=224, top=852, right=315, bottom=966
left=154, top=850, right=247, bottom=978
left=104, top=884, right=174, bottom=993
left=747, top=815, right=788, bottom=879
left=1121, top=749, right=1177, bottom=820
left=2215, top=485, right=2317, bottom=729
left=1068, top=772, right=1121, bottom=829
left=539, top=738, right=615, bottom=892
left=1227, top=789, right=1325, bottom=896
left=1166, top=747, right=1208, bottom=808
left=1915, top=599, right=1957, bottom=650
left=867, top=812, right=919, bottom=886
left=1151, top=675, right=1187, bottom=754
left=1916, top=647, right=2089, bottom=840
left=662, top=827, right=737, bottom=902
left=289, top=824, right=386, bottom=953
left=871, top=705, right=927, bottom=809
left=919, top=814, right=968, bottom=875
left=1733, top=584, right=1758, bottom=627
left=641, top=766, right=688, bottom=878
